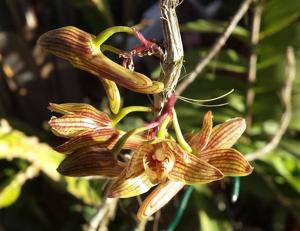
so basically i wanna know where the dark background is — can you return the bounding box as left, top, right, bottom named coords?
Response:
left=0, top=0, right=300, bottom=230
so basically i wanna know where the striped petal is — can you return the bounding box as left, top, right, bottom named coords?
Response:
left=137, top=180, right=185, bottom=219
left=38, top=27, right=164, bottom=94
left=38, top=26, right=95, bottom=63
left=55, top=128, right=119, bottom=154
left=203, top=117, right=246, bottom=151
left=57, top=146, right=124, bottom=177
left=188, top=111, right=213, bottom=152
left=199, top=148, right=253, bottom=176
left=49, top=103, right=111, bottom=125
left=49, top=114, right=107, bottom=138
left=107, top=171, right=154, bottom=198
left=55, top=129, right=144, bottom=154
left=168, top=153, right=224, bottom=184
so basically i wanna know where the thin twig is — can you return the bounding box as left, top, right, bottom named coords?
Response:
left=176, top=0, right=253, bottom=96
left=88, top=198, right=119, bottom=231
left=154, top=0, right=184, bottom=112
left=245, top=2, right=263, bottom=131
left=245, top=47, right=295, bottom=161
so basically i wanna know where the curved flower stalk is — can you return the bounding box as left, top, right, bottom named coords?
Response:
left=48, top=103, right=147, bottom=154
left=126, top=111, right=253, bottom=219
left=106, top=139, right=223, bottom=198
left=38, top=26, right=164, bottom=95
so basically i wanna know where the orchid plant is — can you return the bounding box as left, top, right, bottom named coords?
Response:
left=38, top=25, right=253, bottom=220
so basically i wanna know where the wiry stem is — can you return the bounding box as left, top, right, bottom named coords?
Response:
left=245, top=2, right=263, bottom=132
left=88, top=198, right=118, bottom=231
left=176, top=0, right=253, bottom=96
left=245, top=47, right=295, bottom=161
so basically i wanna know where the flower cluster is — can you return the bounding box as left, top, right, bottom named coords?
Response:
left=48, top=101, right=253, bottom=219
left=39, top=26, right=253, bottom=220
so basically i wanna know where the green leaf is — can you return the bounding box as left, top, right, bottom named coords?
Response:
left=260, top=0, right=300, bottom=40
left=199, top=209, right=232, bottom=231
left=181, top=19, right=249, bottom=42
left=280, top=139, right=300, bottom=157
left=65, top=178, right=101, bottom=205
left=0, top=120, right=63, bottom=181
left=262, top=149, right=300, bottom=194
left=0, top=177, right=22, bottom=208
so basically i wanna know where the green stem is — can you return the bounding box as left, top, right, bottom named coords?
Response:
left=166, top=186, right=193, bottom=231
left=100, top=44, right=122, bottom=54
left=157, top=114, right=171, bottom=138
left=93, top=26, right=134, bottom=47
left=111, top=126, right=150, bottom=156
left=231, top=177, right=240, bottom=203
left=112, top=106, right=152, bottom=126
left=172, top=108, right=192, bottom=153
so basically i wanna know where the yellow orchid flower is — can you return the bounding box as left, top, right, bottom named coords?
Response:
left=126, top=111, right=253, bottom=219
left=106, top=139, right=224, bottom=199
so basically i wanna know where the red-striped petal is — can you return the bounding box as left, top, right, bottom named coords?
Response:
left=107, top=171, right=154, bottom=198
left=55, top=129, right=145, bottom=154
left=203, top=117, right=246, bottom=150
left=198, top=148, right=253, bottom=176
left=55, top=128, right=119, bottom=153
left=188, top=111, right=213, bottom=152
left=49, top=103, right=111, bottom=125
left=57, top=146, right=124, bottom=177
left=168, top=152, right=224, bottom=184
left=49, top=114, right=109, bottom=138
left=137, top=180, right=185, bottom=219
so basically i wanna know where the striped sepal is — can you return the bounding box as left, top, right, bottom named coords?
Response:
left=56, top=129, right=145, bottom=154
left=57, top=146, right=124, bottom=177
left=49, top=114, right=110, bottom=138
left=55, top=128, right=118, bottom=153
left=188, top=111, right=213, bottom=152
left=204, top=117, right=246, bottom=150
left=199, top=148, right=253, bottom=176
left=169, top=152, right=224, bottom=184
left=137, top=180, right=185, bottom=220
left=49, top=103, right=111, bottom=125
left=107, top=171, right=154, bottom=198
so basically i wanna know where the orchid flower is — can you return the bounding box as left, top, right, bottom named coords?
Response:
left=114, top=111, right=253, bottom=219
left=106, top=139, right=224, bottom=198
left=38, top=26, right=164, bottom=95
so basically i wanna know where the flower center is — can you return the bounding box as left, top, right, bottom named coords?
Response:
left=143, top=144, right=175, bottom=184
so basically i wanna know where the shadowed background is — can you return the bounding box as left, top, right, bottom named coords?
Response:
left=0, top=0, right=300, bottom=230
